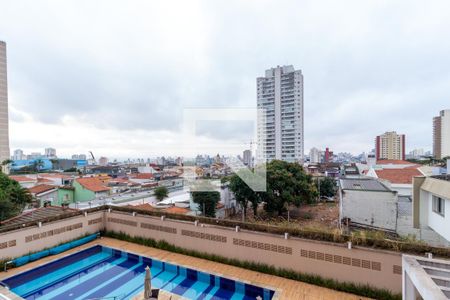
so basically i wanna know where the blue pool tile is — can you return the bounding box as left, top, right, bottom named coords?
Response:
left=3, top=245, right=275, bottom=300
left=220, top=277, right=236, bottom=292
left=170, top=278, right=196, bottom=296
left=4, top=246, right=102, bottom=288
left=82, top=263, right=146, bottom=299
left=187, top=268, right=198, bottom=281
left=142, top=256, right=152, bottom=267
left=16, top=252, right=114, bottom=297
left=127, top=253, right=140, bottom=262
left=50, top=259, right=140, bottom=299
left=23, top=256, right=127, bottom=300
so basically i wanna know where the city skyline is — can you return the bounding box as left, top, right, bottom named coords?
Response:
left=1, top=1, right=450, bottom=158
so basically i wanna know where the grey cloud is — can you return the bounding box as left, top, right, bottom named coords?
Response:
left=2, top=0, right=450, bottom=154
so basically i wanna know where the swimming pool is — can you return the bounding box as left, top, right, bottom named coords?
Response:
left=2, top=245, right=275, bottom=300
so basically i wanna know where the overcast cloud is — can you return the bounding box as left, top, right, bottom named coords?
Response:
left=1, top=0, right=450, bottom=159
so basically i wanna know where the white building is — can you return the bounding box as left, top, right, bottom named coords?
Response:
left=413, top=175, right=450, bottom=244
left=242, top=149, right=252, bottom=167
left=339, top=177, right=398, bottom=232
left=433, top=109, right=450, bottom=159
left=309, top=147, right=321, bottom=163
left=45, top=147, right=57, bottom=158
left=257, top=65, right=304, bottom=163
left=409, top=148, right=424, bottom=159
left=403, top=254, right=450, bottom=299
left=12, top=149, right=25, bottom=160
left=0, top=41, right=10, bottom=162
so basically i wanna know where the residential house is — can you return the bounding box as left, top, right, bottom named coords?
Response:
left=9, top=175, right=36, bottom=188
left=339, top=177, right=398, bottom=232
left=73, top=176, right=111, bottom=202
left=28, top=184, right=58, bottom=207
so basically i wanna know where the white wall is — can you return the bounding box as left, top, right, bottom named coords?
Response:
left=427, top=193, right=450, bottom=242
left=341, top=190, right=398, bottom=231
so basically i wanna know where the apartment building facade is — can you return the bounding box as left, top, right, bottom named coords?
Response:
left=0, top=41, right=10, bottom=162
left=257, top=65, right=304, bottom=163
left=433, top=109, right=450, bottom=159
left=375, top=131, right=405, bottom=161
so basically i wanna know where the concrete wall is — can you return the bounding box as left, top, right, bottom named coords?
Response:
left=427, top=193, right=450, bottom=242
left=0, top=211, right=104, bottom=260
left=341, top=190, right=398, bottom=231
left=105, top=211, right=402, bottom=293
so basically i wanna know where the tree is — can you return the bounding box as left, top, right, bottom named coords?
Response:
left=192, top=191, right=220, bottom=217
left=154, top=186, right=169, bottom=202
left=1, top=159, right=12, bottom=174
left=228, top=172, right=261, bottom=220
left=316, top=177, right=336, bottom=198
left=0, top=172, right=32, bottom=222
left=262, top=160, right=318, bottom=216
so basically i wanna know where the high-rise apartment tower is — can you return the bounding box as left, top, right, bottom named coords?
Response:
left=375, top=131, right=405, bottom=161
left=257, top=65, right=304, bottom=163
left=0, top=41, right=10, bottom=162
left=433, top=109, right=450, bottom=159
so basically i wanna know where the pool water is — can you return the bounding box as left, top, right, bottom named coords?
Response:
left=2, top=245, right=275, bottom=300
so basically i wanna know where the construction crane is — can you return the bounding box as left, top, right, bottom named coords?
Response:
left=89, top=151, right=97, bottom=165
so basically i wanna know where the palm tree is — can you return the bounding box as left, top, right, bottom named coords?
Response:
left=1, top=159, right=12, bottom=174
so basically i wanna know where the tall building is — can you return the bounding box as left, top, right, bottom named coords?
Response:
left=0, top=41, right=10, bottom=162
left=375, top=131, right=406, bottom=161
left=433, top=109, right=450, bottom=159
left=324, top=147, right=333, bottom=163
left=45, top=147, right=57, bottom=158
left=257, top=65, right=304, bottom=163
left=309, top=147, right=320, bottom=163
left=12, top=149, right=25, bottom=160
left=242, top=149, right=252, bottom=167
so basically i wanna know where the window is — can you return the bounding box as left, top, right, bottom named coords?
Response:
left=432, top=195, right=445, bottom=217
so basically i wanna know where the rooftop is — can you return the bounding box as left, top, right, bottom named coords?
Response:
left=76, top=177, right=111, bottom=192
left=0, top=206, right=79, bottom=226
left=432, top=174, right=450, bottom=182
left=340, top=178, right=391, bottom=192
left=375, top=168, right=423, bottom=184
left=28, top=184, right=57, bottom=195
left=8, top=175, right=35, bottom=182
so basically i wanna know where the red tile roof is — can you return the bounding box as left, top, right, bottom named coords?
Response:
left=163, top=206, right=190, bottom=214
left=127, top=203, right=190, bottom=215
left=37, top=177, right=53, bottom=184
left=129, top=173, right=154, bottom=179
left=28, top=184, right=57, bottom=195
left=76, top=177, right=110, bottom=192
left=375, top=168, right=423, bottom=184
left=9, top=175, right=35, bottom=182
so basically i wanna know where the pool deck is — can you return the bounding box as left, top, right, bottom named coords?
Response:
left=0, top=237, right=371, bottom=300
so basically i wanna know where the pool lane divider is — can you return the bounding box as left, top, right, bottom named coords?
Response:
left=9, top=233, right=100, bottom=268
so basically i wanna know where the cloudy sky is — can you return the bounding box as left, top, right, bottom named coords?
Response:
left=1, top=0, right=450, bottom=159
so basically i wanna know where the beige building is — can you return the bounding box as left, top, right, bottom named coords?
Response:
left=0, top=41, right=10, bottom=162
left=433, top=109, right=450, bottom=159
left=375, top=131, right=405, bottom=161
